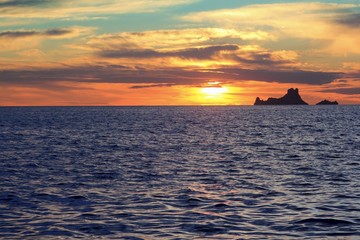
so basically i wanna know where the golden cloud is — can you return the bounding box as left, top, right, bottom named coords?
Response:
left=81, top=28, right=298, bottom=71
left=182, top=3, right=360, bottom=56
left=0, top=27, right=94, bottom=52
left=87, top=28, right=274, bottom=51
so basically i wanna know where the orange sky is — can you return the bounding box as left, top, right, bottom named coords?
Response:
left=0, top=1, right=359, bottom=106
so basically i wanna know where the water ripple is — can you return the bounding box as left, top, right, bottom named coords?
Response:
left=0, top=106, right=359, bottom=239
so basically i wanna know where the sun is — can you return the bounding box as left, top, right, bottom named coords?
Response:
left=201, top=86, right=227, bottom=95
left=192, top=81, right=233, bottom=105
left=201, top=82, right=227, bottom=97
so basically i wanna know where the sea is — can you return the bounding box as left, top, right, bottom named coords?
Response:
left=0, top=106, right=359, bottom=239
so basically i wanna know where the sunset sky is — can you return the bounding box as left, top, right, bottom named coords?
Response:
left=0, top=0, right=359, bottom=106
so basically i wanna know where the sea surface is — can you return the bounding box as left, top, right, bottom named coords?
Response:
left=0, top=106, right=359, bottom=239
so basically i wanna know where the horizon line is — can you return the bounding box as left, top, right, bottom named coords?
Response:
left=1, top=104, right=359, bottom=108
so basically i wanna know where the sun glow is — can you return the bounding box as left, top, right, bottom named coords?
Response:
left=201, top=86, right=227, bottom=95
left=201, top=82, right=228, bottom=97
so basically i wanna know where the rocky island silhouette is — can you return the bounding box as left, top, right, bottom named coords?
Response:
left=316, top=100, right=339, bottom=105
left=254, top=88, right=309, bottom=105
left=254, top=88, right=339, bottom=105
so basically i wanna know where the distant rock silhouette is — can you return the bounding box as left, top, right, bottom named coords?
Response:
left=254, top=88, right=308, bottom=105
left=316, top=99, right=339, bottom=105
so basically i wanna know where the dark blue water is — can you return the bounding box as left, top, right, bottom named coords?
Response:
left=0, top=106, right=359, bottom=239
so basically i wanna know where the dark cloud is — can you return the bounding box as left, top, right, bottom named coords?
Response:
left=0, top=65, right=342, bottom=88
left=101, top=49, right=162, bottom=58
left=0, top=0, right=55, bottom=8
left=346, top=72, right=360, bottom=79
left=0, top=67, right=201, bottom=85
left=174, top=45, right=238, bottom=59
left=336, top=13, right=360, bottom=27
left=211, top=68, right=342, bottom=85
left=100, top=44, right=292, bottom=67
left=129, top=83, right=176, bottom=89
left=0, top=28, right=73, bottom=38
left=231, top=52, right=292, bottom=66
left=318, top=87, right=360, bottom=95
left=100, top=45, right=239, bottom=60
left=0, top=30, right=37, bottom=38
left=44, top=29, right=73, bottom=36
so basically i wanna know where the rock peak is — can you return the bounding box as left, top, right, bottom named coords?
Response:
left=287, top=88, right=299, bottom=94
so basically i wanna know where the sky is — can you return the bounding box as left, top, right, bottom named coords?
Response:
left=0, top=0, right=359, bottom=106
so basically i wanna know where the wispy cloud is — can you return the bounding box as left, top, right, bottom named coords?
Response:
left=210, top=68, right=342, bottom=85
left=87, top=28, right=273, bottom=51
left=0, top=27, right=94, bottom=52
left=0, top=64, right=342, bottom=88
left=129, top=83, right=176, bottom=89
left=99, top=45, right=239, bottom=60
left=318, top=87, right=360, bottom=95
left=0, top=0, right=199, bottom=19
left=335, top=13, right=360, bottom=27
left=0, top=28, right=77, bottom=38
left=0, top=0, right=53, bottom=8
left=85, top=28, right=286, bottom=69
left=97, top=43, right=297, bottom=69
left=182, top=3, right=359, bottom=30
left=182, top=3, right=360, bottom=56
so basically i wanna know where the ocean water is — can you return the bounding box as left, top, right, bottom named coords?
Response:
left=0, top=106, right=359, bottom=239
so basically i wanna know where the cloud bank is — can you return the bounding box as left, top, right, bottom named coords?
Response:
left=0, top=28, right=78, bottom=38
left=0, top=65, right=342, bottom=88
left=319, top=87, right=360, bottom=95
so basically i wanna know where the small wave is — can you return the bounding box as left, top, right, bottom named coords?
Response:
left=278, top=203, right=308, bottom=212
left=213, top=203, right=230, bottom=208
left=120, top=236, right=144, bottom=240
left=67, top=195, right=87, bottom=200
left=294, top=166, right=315, bottom=171
left=63, top=223, right=113, bottom=235
left=180, top=223, right=227, bottom=235
left=92, top=171, right=117, bottom=180
left=65, top=195, right=92, bottom=207
left=202, top=203, right=232, bottom=212
left=287, top=154, right=301, bottom=159
left=37, top=227, right=76, bottom=237
left=182, top=197, right=204, bottom=207
left=79, top=213, right=100, bottom=220
left=20, top=163, right=40, bottom=168
left=294, top=218, right=355, bottom=226
left=0, top=192, right=21, bottom=203
left=247, top=142, right=269, bottom=147
left=326, top=232, right=360, bottom=237
left=32, top=193, right=63, bottom=203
